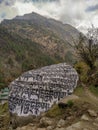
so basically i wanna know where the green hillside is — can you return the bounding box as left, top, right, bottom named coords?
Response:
left=0, top=26, right=60, bottom=89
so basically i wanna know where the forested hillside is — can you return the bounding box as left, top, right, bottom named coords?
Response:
left=0, top=13, right=80, bottom=89
left=0, top=26, right=60, bottom=89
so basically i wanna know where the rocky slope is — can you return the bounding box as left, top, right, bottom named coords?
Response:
left=15, top=108, right=98, bottom=130
left=14, top=88, right=98, bottom=130
left=1, top=12, right=80, bottom=62
left=0, top=26, right=58, bottom=88
left=0, top=87, right=98, bottom=130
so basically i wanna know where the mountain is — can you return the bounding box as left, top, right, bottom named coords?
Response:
left=0, top=12, right=80, bottom=88
left=2, top=12, right=80, bottom=60
left=2, top=12, right=79, bottom=43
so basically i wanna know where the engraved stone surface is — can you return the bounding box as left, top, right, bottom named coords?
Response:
left=8, top=63, right=78, bottom=116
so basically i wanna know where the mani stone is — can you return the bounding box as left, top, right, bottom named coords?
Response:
left=8, top=63, right=78, bottom=116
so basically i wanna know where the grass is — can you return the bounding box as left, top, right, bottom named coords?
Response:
left=74, top=86, right=84, bottom=97
left=46, top=105, right=65, bottom=118
left=0, top=102, right=10, bottom=129
left=0, top=102, right=9, bottom=115
left=74, top=85, right=98, bottom=98
left=74, top=85, right=98, bottom=110
left=46, top=86, right=87, bottom=118
left=89, top=86, right=98, bottom=97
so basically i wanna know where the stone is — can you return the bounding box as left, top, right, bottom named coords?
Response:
left=81, top=115, right=90, bottom=121
left=55, top=128, right=65, bottom=130
left=66, top=121, right=82, bottom=130
left=65, top=126, right=76, bottom=130
left=46, top=126, right=54, bottom=130
left=28, top=123, right=34, bottom=127
left=87, top=110, right=97, bottom=117
left=66, top=116, right=73, bottom=120
left=37, top=128, right=46, bottom=130
left=57, top=119, right=65, bottom=128
left=71, top=122, right=81, bottom=128
left=16, top=125, right=36, bottom=130
left=40, top=117, right=53, bottom=127
left=19, top=126, right=27, bottom=130
left=8, top=63, right=78, bottom=117
left=95, top=118, right=98, bottom=123
left=16, top=127, right=21, bottom=130
left=93, top=122, right=98, bottom=127
left=16, top=127, right=27, bottom=130
left=83, top=128, right=89, bottom=130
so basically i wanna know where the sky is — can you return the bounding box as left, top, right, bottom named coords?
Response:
left=0, top=0, right=98, bottom=33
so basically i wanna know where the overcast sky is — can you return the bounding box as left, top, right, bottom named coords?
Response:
left=0, top=0, right=98, bottom=33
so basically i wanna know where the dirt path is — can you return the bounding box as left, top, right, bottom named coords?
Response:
left=81, top=83, right=98, bottom=102
left=85, top=88, right=98, bottom=102
left=59, top=94, right=79, bottom=103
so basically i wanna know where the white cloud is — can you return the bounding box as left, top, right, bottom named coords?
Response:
left=0, top=2, right=18, bottom=22
left=0, top=0, right=98, bottom=33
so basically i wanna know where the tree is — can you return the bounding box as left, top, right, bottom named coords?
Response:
left=73, top=27, right=98, bottom=70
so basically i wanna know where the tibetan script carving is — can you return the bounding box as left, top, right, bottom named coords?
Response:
left=8, top=63, right=78, bottom=116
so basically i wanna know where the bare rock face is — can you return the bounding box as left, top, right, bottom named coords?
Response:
left=8, top=63, right=78, bottom=117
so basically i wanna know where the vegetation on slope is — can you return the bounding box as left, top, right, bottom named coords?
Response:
left=0, top=13, right=81, bottom=89
left=0, top=26, right=62, bottom=89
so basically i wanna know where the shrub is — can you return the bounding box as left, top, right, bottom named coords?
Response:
left=67, top=100, right=74, bottom=108
left=75, top=61, right=90, bottom=83
left=58, top=102, right=68, bottom=109
left=46, top=105, right=63, bottom=117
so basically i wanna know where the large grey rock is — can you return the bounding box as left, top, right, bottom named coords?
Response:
left=8, top=63, right=78, bottom=116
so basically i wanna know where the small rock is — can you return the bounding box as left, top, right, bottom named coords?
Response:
left=46, top=126, right=54, bottom=130
left=0, top=123, right=2, bottom=128
left=93, top=122, right=98, bottom=127
left=40, top=117, right=53, bottom=127
left=66, top=116, right=73, bottom=120
left=87, top=110, right=97, bottom=117
left=57, top=119, right=65, bottom=128
left=81, top=115, right=90, bottom=121
left=95, top=118, right=98, bottom=123
left=20, top=126, right=27, bottom=130
left=83, top=128, right=89, bottom=130
left=72, top=121, right=81, bottom=128
left=37, top=128, right=46, bottom=130
left=16, top=127, right=21, bottom=130
left=55, top=128, right=65, bottom=130
left=65, top=126, right=76, bottom=130
left=28, top=123, right=34, bottom=127
left=66, top=121, right=82, bottom=130
left=16, top=126, right=34, bottom=130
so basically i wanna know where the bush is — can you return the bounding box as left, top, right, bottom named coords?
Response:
left=67, top=100, right=74, bottom=108
left=75, top=62, right=90, bottom=83
left=46, top=105, right=64, bottom=117
left=58, top=102, right=68, bottom=109
left=89, top=85, right=98, bottom=97
left=7, top=57, right=14, bottom=67
left=88, top=70, right=98, bottom=86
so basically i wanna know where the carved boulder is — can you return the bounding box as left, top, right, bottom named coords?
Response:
left=8, top=63, right=78, bottom=116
